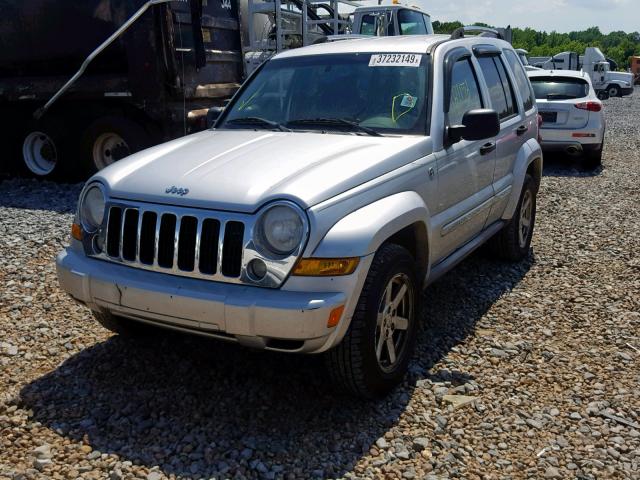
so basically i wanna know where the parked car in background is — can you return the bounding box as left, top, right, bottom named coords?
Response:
left=57, top=30, right=542, bottom=398
left=528, top=69, right=605, bottom=167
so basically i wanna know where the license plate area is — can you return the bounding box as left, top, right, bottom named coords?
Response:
left=540, top=111, right=558, bottom=124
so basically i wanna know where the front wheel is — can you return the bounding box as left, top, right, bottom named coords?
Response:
left=488, top=174, right=537, bottom=261
left=325, top=244, right=419, bottom=398
left=608, top=85, right=621, bottom=98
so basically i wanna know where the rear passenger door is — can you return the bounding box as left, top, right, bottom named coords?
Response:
left=474, top=49, right=526, bottom=226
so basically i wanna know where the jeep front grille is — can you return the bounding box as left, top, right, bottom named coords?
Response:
left=99, top=203, right=246, bottom=281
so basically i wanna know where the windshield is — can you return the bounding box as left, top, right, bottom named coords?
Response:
left=530, top=77, right=589, bottom=100
left=360, top=12, right=395, bottom=36
left=218, top=53, right=429, bottom=136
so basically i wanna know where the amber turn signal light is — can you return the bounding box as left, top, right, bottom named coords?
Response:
left=71, top=223, right=83, bottom=241
left=327, top=305, right=345, bottom=328
left=292, top=258, right=359, bottom=276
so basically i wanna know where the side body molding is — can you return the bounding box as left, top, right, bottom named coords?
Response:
left=502, top=138, right=543, bottom=220
left=313, top=191, right=430, bottom=259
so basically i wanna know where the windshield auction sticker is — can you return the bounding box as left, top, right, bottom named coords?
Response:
left=369, top=54, right=422, bottom=67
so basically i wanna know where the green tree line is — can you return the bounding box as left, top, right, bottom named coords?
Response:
left=433, top=21, right=640, bottom=69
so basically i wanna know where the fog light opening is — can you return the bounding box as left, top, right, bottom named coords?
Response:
left=247, top=258, right=268, bottom=281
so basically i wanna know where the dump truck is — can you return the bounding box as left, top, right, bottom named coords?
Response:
left=1, top=0, right=244, bottom=177
left=1, top=0, right=433, bottom=178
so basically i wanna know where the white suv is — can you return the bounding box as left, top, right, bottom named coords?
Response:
left=57, top=30, right=543, bottom=398
left=528, top=69, right=605, bottom=168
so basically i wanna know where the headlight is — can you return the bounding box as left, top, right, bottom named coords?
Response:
left=255, top=203, right=305, bottom=255
left=79, top=184, right=106, bottom=233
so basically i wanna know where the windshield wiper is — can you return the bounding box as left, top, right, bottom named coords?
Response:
left=287, top=118, right=382, bottom=137
left=225, top=117, right=291, bottom=132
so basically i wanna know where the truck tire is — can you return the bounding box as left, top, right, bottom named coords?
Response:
left=488, top=174, right=537, bottom=261
left=21, top=121, right=70, bottom=178
left=607, top=85, right=621, bottom=98
left=325, top=244, right=419, bottom=399
left=93, top=311, right=159, bottom=338
left=80, top=116, right=151, bottom=175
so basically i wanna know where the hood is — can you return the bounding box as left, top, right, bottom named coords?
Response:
left=95, top=129, right=430, bottom=213
left=607, top=71, right=634, bottom=84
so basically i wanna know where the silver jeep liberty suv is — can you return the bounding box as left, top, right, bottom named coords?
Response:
left=57, top=28, right=543, bottom=398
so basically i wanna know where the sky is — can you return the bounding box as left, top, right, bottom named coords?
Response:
left=358, top=0, right=638, bottom=33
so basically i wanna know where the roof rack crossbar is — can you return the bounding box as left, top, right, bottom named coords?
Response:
left=450, top=25, right=507, bottom=41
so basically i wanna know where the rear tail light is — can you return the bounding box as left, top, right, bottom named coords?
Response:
left=575, top=102, right=602, bottom=112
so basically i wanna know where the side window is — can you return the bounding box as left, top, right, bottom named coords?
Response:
left=448, top=59, right=483, bottom=126
left=397, top=9, right=427, bottom=35
left=504, top=49, right=535, bottom=111
left=494, top=56, right=518, bottom=116
left=477, top=56, right=514, bottom=121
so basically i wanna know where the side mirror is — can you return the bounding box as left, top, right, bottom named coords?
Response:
left=447, top=109, right=500, bottom=143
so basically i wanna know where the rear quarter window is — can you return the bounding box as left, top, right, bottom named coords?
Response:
left=530, top=77, right=590, bottom=100
left=504, top=49, right=535, bottom=111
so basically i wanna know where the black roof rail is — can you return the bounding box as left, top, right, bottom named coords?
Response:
left=450, top=25, right=512, bottom=44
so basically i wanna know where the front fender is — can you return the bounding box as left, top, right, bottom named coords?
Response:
left=312, top=191, right=430, bottom=258
left=503, top=138, right=543, bottom=220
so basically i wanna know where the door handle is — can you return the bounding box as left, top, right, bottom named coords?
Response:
left=516, top=125, right=528, bottom=136
left=480, top=142, right=496, bottom=155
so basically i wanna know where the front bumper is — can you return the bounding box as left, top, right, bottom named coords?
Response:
left=57, top=248, right=354, bottom=353
left=621, top=87, right=634, bottom=96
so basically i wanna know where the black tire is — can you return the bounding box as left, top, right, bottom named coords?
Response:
left=488, top=174, right=537, bottom=262
left=93, top=311, right=159, bottom=338
left=325, top=244, right=419, bottom=399
left=608, top=85, right=621, bottom=98
left=80, top=116, right=152, bottom=176
left=585, top=142, right=603, bottom=169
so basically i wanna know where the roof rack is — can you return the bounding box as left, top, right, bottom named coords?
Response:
left=450, top=25, right=512, bottom=44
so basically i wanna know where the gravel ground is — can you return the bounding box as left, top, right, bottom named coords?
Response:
left=1, top=89, right=639, bottom=480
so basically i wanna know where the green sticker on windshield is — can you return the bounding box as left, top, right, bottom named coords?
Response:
left=392, top=93, right=417, bottom=122
left=400, top=94, right=417, bottom=108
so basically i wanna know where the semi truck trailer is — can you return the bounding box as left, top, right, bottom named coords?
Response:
left=1, top=0, right=244, bottom=178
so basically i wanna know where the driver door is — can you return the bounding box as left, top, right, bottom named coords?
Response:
left=432, top=54, right=497, bottom=262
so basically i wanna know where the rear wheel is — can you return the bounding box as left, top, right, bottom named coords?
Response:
left=80, top=116, right=151, bottom=175
left=585, top=143, right=603, bottom=168
left=325, top=244, right=419, bottom=398
left=488, top=174, right=537, bottom=261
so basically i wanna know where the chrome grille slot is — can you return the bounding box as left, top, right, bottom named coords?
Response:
left=221, top=221, right=244, bottom=277
left=157, top=214, right=177, bottom=268
left=122, top=209, right=139, bottom=261
left=198, top=219, right=220, bottom=274
left=139, top=211, right=157, bottom=265
left=106, top=207, right=123, bottom=258
left=177, top=216, right=198, bottom=271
